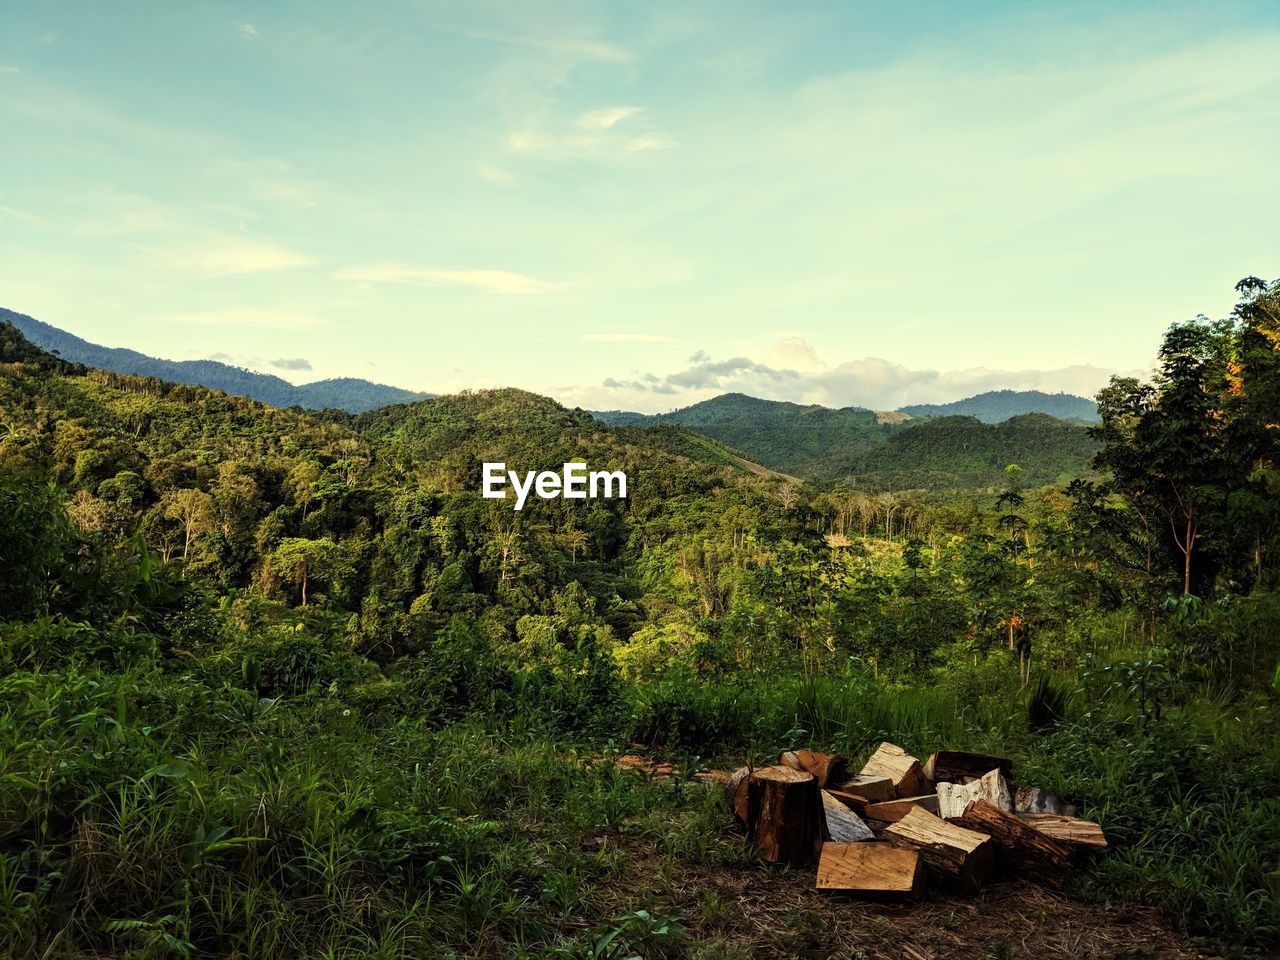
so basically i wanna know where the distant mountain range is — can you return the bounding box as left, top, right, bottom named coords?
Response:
left=1, top=308, right=430, bottom=413
left=2, top=309, right=1100, bottom=490
left=593, top=392, right=1099, bottom=486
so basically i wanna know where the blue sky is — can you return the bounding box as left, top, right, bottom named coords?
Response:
left=2, top=1, right=1278, bottom=411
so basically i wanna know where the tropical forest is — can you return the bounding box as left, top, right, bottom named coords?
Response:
left=0, top=275, right=1276, bottom=959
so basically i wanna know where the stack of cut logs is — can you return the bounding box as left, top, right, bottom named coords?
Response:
left=724, top=744, right=1107, bottom=898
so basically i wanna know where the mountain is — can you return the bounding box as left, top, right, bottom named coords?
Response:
left=837, top=413, right=1098, bottom=489
left=899, top=389, right=1098, bottom=423
left=593, top=393, right=1097, bottom=487
left=592, top=393, right=895, bottom=477
left=1, top=307, right=429, bottom=413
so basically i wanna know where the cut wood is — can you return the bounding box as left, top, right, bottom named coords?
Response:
left=724, top=766, right=751, bottom=824
left=923, top=750, right=1013, bottom=784
left=859, top=742, right=928, bottom=798
left=955, top=799, right=1073, bottom=883
left=1014, top=786, right=1076, bottom=817
left=936, top=768, right=1012, bottom=819
left=1018, top=812, right=1108, bottom=850
left=863, top=794, right=939, bottom=822
left=780, top=749, right=849, bottom=787
left=816, top=842, right=924, bottom=899
left=821, top=790, right=874, bottom=842
left=830, top=774, right=895, bottom=804
left=884, top=805, right=995, bottom=891
left=746, top=765, right=821, bottom=864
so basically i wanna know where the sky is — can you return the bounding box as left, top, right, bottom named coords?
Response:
left=2, top=1, right=1278, bottom=413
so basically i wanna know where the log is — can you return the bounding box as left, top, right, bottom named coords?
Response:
left=724, top=766, right=751, bottom=824
left=956, top=799, right=1073, bottom=883
left=859, top=743, right=928, bottom=798
left=821, top=790, right=874, bottom=842
left=936, top=768, right=1012, bottom=819
left=780, top=749, right=849, bottom=787
left=816, top=842, right=924, bottom=899
left=830, top=774, right=895, bottom=804
left=923, top=750, right=1013, bottom=784
left=1018, top=813, right=1108, bottom=850
left=863, top=794, right=940, bottom=822
left=746, top=765, right=821, bottom=864
left=884, top=805, right=995, bottom=891
left=1014, top=786, right=1076, bottom=817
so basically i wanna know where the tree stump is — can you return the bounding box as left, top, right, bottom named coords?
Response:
left=746, top=765, right=821, bottom=864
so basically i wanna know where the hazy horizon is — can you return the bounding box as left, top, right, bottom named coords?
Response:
left=2, top=1, right=1277, bottom=412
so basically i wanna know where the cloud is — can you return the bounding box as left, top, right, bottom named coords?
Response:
left=582, top=333, right=672, bottom=343
left=335, top=263, right=570, bottom=295
left=235, top=21, right=258, bottom=41
left=625, top=134, right=674, bottom=152
left=270, top=357, right=313, bottom=371
left=572, top=337, right=1147, bottom=413
left=579, top=106, right=641, bottom=130
left=0, top=65, right=19, bottom=74
left=477, top=163, right=513, bottom=185
left=507, top=107, right=672, bottom=160
left=140, top=236, right=311, bottom=277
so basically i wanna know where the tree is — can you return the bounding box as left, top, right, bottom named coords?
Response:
left=1092, top=322, right=1233, bottom=595
left=269, top=537, right=343, bottom=607
left=163, top=488, right=215, bottom=561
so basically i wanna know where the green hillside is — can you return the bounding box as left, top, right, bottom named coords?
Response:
left=838, top=413, right=1099, bottom=490
left=594, top=393, right=1096, bottom=487
left=594, top=392, right=895, bottom=477
left=900, top=389, right=1099, bottom=423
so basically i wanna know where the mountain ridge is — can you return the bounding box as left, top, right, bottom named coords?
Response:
left=1, top=307, right=431, bottom=413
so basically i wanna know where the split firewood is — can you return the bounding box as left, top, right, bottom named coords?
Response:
left=746, top=765, right=822, bottom=864
left=780, top=749, right=849, bottom=787
left=816, top=842, right=924, bottom=898
left=936, top=768, right=1012, bottom=819
left=863, top=794, right=940, bottom=822
left=955, top=799, right=1073, bottom=883
left=1018, top=812, right=1108, bottom=850
left=821, top=790, right=875, bottom=842
left=884, top=805, right=995, bottom=891
left=1014, top=786, right=1076, bottom=817
left=724, top=766, right=751, bottom=824
left=859, top=742, right=929, bottom=798
left=830, top=774, right=895, bottom=804
left=923, top=750, right=1013, bottom=784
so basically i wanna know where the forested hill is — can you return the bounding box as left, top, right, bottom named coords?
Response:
left=593, top=392, right=1097, bottom=487
left=1, top=307, right=430, bottom=413
left=592, top=393, right=893, bottom=477
left=900, top=389, right=1098, bottom=423
left=838, top=413, right=1098, bottom=489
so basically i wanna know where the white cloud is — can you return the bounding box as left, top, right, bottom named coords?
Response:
left=139, top=236, right=311, bottom=277
left=579, top=105, right=641, bottom=130
left=336, top=263, right=569, bottom=295
left=568, top=337, right=1148, bottom=413
left=582, top=333, right=672, bottom=343
left=235, top=21, right=258, bottom=41
left=477, top=163, right=513, bottom=185
left=0, top=65, right=19, bottom=74
left=625, top=134, right=674, bottom=152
